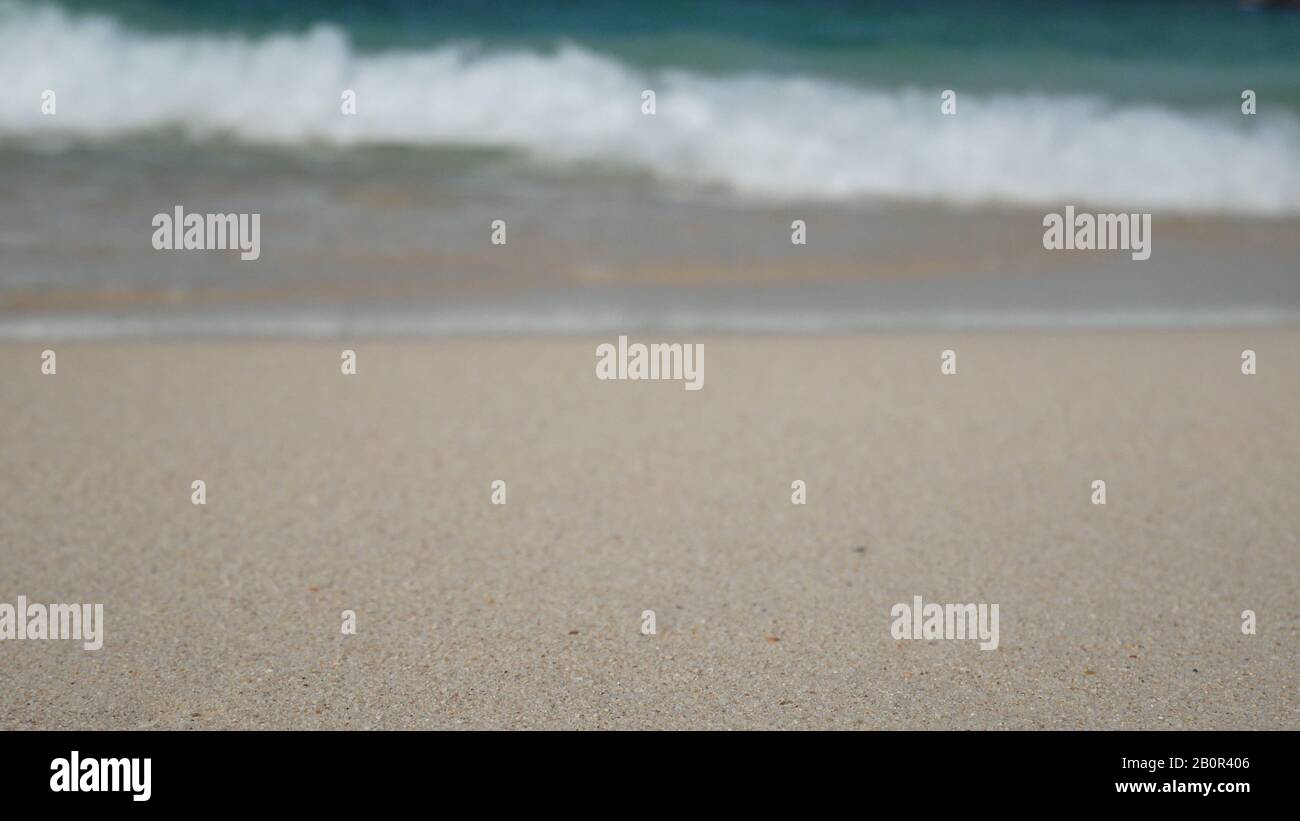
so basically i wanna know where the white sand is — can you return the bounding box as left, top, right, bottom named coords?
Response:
left=0, top=332, right=1295, bottom=729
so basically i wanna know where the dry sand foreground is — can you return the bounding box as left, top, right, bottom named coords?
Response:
left=0, top=331, right=1296, bottom=730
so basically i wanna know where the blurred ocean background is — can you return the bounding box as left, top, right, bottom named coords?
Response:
left=1, top=0, right=1298, bottom=337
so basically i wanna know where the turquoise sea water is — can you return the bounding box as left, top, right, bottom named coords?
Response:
left=46, top=0, right=1300, bottom=108
left=3, top=0, right=1299, bottom=211
left=0, top=1, right=1297, bottom=336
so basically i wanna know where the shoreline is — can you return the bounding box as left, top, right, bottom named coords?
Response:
left=4, top=310, right=1300, bottom=341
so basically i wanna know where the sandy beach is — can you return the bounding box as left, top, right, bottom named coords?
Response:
left=0, top=331, right=1294, bottom=729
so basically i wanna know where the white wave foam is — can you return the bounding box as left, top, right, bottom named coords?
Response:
left=3, top=1, right=1300, bottom=214
left=2, top=305, right=1297, bottom=341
